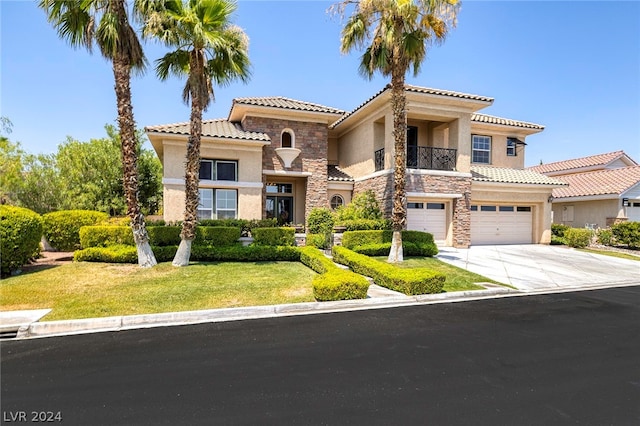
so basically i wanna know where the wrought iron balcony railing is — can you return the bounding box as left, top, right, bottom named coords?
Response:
left=374, top=148, right=385, bottom=171
left=407, top=146, right=457, bottom=171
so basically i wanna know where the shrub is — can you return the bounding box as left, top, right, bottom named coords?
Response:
left=79, top=226, right=134, bottom=248
left=332, top=246, right=444, bottom=295
left=74, top=244, right=137, bottom=263
left=551, top=223, right=570, bottom=238
left=611, top=221, right=640, bottom=249
left=252, top=227, right=295, bottom=246
left=596, top=228, right=614, bottom=246
left=195, top=227, right=241, bottom=246
left=0, top=205, right=43, bottom=275
left=147, top=226, right=181, bottom=246
left=342, top=230, right=437, bottom=256
left=305, top=233, right=327, bottom=249
left=299, top=246, right=336, bottom=274
left=335, top=190, right=383, bottom=221
left=339, top=219, right=392, bottom=231
left=42, top=210, right=109, bottom=251
left=307, top=207, right=335, bottom=234
left=342, top=230, right=390, bottom=249
left=312, top=269, right=369, bottom=301
left=564, top=228, right=593, bottom=248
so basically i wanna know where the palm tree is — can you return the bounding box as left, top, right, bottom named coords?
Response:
left=40, top=0, right=157, bottom=267
left=142, top=0, right=251, bottom=266
left=337, top=0, right=458, bottom=262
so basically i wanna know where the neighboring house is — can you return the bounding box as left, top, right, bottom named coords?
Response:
left=146, top=84, right=565, bottom=247
left=528, top=151, right=640, bottom=228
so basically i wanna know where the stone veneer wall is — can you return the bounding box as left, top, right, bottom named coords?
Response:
left=355, top=171, right=472, bottom=248
left=241, top=116, right=329, bottom=222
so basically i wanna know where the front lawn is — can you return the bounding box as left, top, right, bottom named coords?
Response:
left=0, top=261, right=316, bottom=321
left=373, top=256, right=499, bottom=292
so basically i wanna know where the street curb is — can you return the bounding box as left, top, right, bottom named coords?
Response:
left=15, top=287, right=517, bottom=340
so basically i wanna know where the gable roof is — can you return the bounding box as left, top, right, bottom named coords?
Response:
left=471, top=166, right=567, bottom=186
left=471, top=113, right=544, bottom=130
left=552, top=165, right=640, bottom=199
left=231, top=96, right=346, bottom=115
left=145, top=119, right=270, bottom=142
left=527, top=150, right=636, bottom=175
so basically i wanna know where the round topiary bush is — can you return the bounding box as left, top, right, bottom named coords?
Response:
left=42, top=210, right=109, bottom=251
left=0, top=205, right=43, bottom=275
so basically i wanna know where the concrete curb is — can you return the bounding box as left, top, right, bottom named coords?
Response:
left=15, top=287, right=517, bottom=340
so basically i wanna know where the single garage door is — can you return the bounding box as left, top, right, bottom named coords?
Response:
left=407, top=202, right=447, bottom=240
left=471, top=205, right=532, bottom=245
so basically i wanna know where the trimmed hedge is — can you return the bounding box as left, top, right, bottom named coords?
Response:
left=332, top=246, right=444, bottom=295
left=298, top=246, right=369, bottom=301
left=342, top=230, right=437, bottom=257
left=252, top=227, right=295, bottom=246
left=80, top=226, right=134, bottom=248
left=74, top=244, right=137, bottom=263
left=147, top=226, right=181, bottom=246
left=564, top=228, right=593, bottom=248
left=611, top=221, right=640, bottom=249
left=338, top=219, right=392, bottom=231
left=42, top=210, right=108, bottom=251
left=0, top=205, right=43, bottom=275
left=80, top=225, right=242, bottom=248
left=196, top=227, right=241, bottom=246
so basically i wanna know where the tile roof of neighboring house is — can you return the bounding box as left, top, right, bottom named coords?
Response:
left=552, top=165, right=640, bottom=198
left=331, top=84, right=494, bottom=128
left=471, top=166, right=567, bottom=186
left=231, top=96, right=346, bottom=115
left=328, top=165, right=354, bottom=182
left=471, top=113, right=544, bottom=130
left=145, top=119, right=270, bottom=141
left=527, top=150, right=633, bottom=175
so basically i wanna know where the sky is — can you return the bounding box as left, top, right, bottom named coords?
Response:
left=1, top=0, right=639, bottom=167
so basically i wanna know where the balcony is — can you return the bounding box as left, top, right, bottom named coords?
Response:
left=374, top=147, right=457, bottom=172
left=408, top=146, right=457, bottom=171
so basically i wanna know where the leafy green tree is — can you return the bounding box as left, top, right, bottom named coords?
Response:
left=40, top=0, right=157, bottom=267
left=142, top=0, right=251, bottom=266
left=16, top=153, right=63, bottom=214
left=0, top=136, right=25, bottom=206
left=336, top=0, right=458, bottom=262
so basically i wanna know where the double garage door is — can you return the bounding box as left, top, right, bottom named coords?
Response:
left=471, top=205, right=532, bottom=245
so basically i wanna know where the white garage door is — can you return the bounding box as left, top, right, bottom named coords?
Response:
left=471, top=205, right=533, bottom=245
left=407, top=202, right=447, bottom=240
left=627, top=202, right=640, bottom=222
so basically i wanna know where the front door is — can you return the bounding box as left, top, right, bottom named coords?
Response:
left=267, top=196, right=294, bottom=225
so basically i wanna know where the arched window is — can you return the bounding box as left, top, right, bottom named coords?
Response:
left=330, top=194, right=345, bottom=210
left=281, top=129, right=294, bottom=148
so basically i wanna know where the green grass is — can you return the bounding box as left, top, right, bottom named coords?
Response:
left=0, top=261, right=316, bottom=321
left=578, top=248, right=640, bottom=261
left=373, top=256, right=500, bottom=292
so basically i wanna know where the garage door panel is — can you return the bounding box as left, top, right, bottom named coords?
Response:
left=471, top=205, right=532, bottom=245
left=407, top=202, right=446, bottom=240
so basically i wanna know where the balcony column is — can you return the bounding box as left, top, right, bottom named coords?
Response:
left=450, top=115, right=471, bottom=173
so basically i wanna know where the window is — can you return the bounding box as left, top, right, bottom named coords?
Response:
left=281, top=130, right=294, bottom=148
left=507, top=138, right=517, bottom=156
left=408, top=202, right=424, bottom=209
left=199, top=160, right=237, bottom=181
left=427, top=203, right=445, bottom=210
left=517, top=206, right=532, bottom=212
left=472, top=135, right=491, bottom=164
left=480, top=205, right=497, bottom=212
left=330, top=194, right=345, bottom=210
left=197, top=189, right=237, bottom=220
left=499, top=206, right=514, bottom=212
left=266, top=183, right=293, bottom=194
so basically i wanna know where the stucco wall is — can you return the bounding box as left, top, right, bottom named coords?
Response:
left=552, top=199, right=620, bottom=229
left=338, top=117, right=378, bottom=178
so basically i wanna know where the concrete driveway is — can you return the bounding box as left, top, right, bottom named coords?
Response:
left=437, top=245, right=640, bottom=291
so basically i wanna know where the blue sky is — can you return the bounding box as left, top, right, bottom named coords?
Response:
left=2, top=1, right=639, bottom=167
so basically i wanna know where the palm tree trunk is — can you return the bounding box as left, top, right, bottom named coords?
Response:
left=172, top=52, right=205, bottom=266
left=387, top=65, right=406, bottom=263
left=112, top=41, right=157, bottom=268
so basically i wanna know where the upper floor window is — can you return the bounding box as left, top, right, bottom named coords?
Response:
left=281, top=129, right=294, bottom=148
left=199, top=159, right=237, bottom=181
left=472, top=135, right=491, bottom=164
left=506, top=138, right=518, bottom=157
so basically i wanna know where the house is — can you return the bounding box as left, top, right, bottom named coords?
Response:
left=146, top=84, right=565, bottom=248
left=528, top=151, right=640, bottom=228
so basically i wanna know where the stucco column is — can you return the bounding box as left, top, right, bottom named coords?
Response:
left=451, top=115, right=471, bottom=173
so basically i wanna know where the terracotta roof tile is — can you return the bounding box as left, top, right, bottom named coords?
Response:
left=145, top=119, right=270, bottom=141
left=232, top=96, right=345, bottom=115
left=328, top=165, right=354, bottom=182
left=528, top=150, right=629, bottom=174
left=552, top=166, right=640, bottom=198
left=471, top=113, right=544, bottom=130
left=471, top=166, right=567, bottom=186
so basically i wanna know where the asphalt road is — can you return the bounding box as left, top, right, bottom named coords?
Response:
left=2, top=286, right=640, bottom=425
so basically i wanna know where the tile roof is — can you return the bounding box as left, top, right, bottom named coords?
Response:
left=471, top=113, right=544, bottom=130
left=328, top=165, right=354, bottom=182
left=145, top=119, right=270, bottom=141
left=552, top=165, right=640, bottom=198
left=331, top=84, right=493, bottom=128
left=232, top=97, right=345, bottom=115
left=471, top=166, right=567, bottom=186
left=527, top=150, right=631, bottom=174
